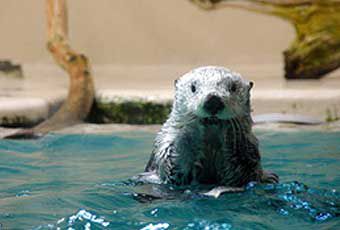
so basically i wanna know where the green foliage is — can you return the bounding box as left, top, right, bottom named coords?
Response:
left=1, top=116, right=38, bottom=128
left=88, top=100, right=172, bottom=124
left=325, top=107, right=339, bottom=122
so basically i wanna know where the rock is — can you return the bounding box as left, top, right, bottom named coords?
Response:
left=0, top=60, right=24, bottom=78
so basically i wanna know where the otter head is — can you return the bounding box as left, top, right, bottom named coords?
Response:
left=173, top=66, right=253, bottom=123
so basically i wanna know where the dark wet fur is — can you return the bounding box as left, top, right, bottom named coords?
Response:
left=145, top=116, right=278, bottom=187
left=144, top=66, right=278, bottom=188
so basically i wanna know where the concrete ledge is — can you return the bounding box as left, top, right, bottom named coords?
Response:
left=1, top=120, right=340, bottom=139
left=0, top=96, right=64, bottom=127
left=1, top=89, right=339, bottom=127
left=89, top=90, right=340, bottom=124
left=88, top=91, right=172, bottom=124
left=1, top=64, right=339, bottom=127
left=0, top=97, right=49, bottom=127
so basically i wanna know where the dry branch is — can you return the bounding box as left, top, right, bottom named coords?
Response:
left=5, top=0, right=95, bottom=138
left=36, top=0, right=94, bottom=133
left=190, top=0, right=340, bottom=79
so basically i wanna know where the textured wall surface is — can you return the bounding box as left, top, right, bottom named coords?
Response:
left=0, top=0, right=293, bottom=65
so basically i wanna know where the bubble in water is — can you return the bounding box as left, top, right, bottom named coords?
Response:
left=245, top=181, right=257, bottom=190
left=315, top=212, right=333, bottom=221
left=84, top=222, right=91, bottom=230
left=184, top=219, right=232, bottom=230
left=150, top=208, right=159, bottom=216
left=278, top=208, right=289, bottom=216
left=57, top=218, right=65, bottom=224
left=15, top=190, right=31, bottom=197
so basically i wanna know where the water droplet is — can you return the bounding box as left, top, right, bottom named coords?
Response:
left=278, top=208, right=289, bottom=216
left=246, top=181, right=257, bottom=190
left=15, top=190, right=31, bottom=197
left=150, top=208, right=158, bottom=216
left=315, top=212, right=332, bottom=221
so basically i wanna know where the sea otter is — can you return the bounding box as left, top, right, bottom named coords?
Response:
left=143, top=66, right=278, bottom=188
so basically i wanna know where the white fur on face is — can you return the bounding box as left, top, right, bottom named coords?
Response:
left=173, top=66, right=252, bottom=120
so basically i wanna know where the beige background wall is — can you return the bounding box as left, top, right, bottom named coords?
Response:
left=0, top=0, right=293, bottom=65
left=1, top=1, right=340, bottom=121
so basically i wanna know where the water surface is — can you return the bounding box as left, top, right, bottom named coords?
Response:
left=0, top=130, right=339, bottom=229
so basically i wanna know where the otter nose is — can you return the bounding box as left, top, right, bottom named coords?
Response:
left=203, top=94, right=224, bottom=115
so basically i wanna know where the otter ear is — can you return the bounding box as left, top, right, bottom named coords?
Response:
left=174, top=79, right=178, bottom=89
left=248, top=81, right=254, bottom=91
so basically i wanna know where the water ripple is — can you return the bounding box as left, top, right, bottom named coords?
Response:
left=1, top=131, right=339, bottom=229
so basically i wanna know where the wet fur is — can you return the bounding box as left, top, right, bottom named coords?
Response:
left=144, top=66, right=278, bottom=187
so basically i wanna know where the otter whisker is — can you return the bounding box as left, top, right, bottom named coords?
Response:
left=235, top=118, right=243, bottom=156
left=230, top=119, right=237, bottom=156
left=173, top=111, right=197, bottom=128
left=235, top=118, right=245, bottom=155
left=234, top=118, right=240, bottom=157
left=238, top=118, right=249, bottom=152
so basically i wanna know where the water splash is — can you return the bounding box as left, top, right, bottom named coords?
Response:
left=184, top=219, right=232, bottom=230
left=53, top=209, right=110, bottom=229
left=246, top=181, right=339, bottom=222
left=140, top=222, right=170, bottom=230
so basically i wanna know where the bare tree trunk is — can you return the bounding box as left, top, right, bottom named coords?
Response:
left=4, top=0, right=95, bottom=139
left=190, top=0, right=340, bottom=79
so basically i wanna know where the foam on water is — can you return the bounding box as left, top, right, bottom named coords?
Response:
left=0, top=131, right=339, bottom=229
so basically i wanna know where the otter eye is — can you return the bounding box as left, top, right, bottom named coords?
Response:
left=191, top=83, right=196, bottom=93
left=230, top=82, right=237, bottom=93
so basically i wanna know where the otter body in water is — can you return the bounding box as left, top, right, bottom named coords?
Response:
left=144, top=66, right=278, bottom=187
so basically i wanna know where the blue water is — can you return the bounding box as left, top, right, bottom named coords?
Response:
left=0, top=130, right=339, bottom=229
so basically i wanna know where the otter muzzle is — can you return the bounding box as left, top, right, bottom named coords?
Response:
left=203, top=94, right=224, bottom=115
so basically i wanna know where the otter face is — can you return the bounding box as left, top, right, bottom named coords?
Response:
left=173, top=66, right=253, bottom=121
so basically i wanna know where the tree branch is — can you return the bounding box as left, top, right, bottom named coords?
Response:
left=4, top=0, right=95, bottom=139
left=190, top=0, right=340, bottom=79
